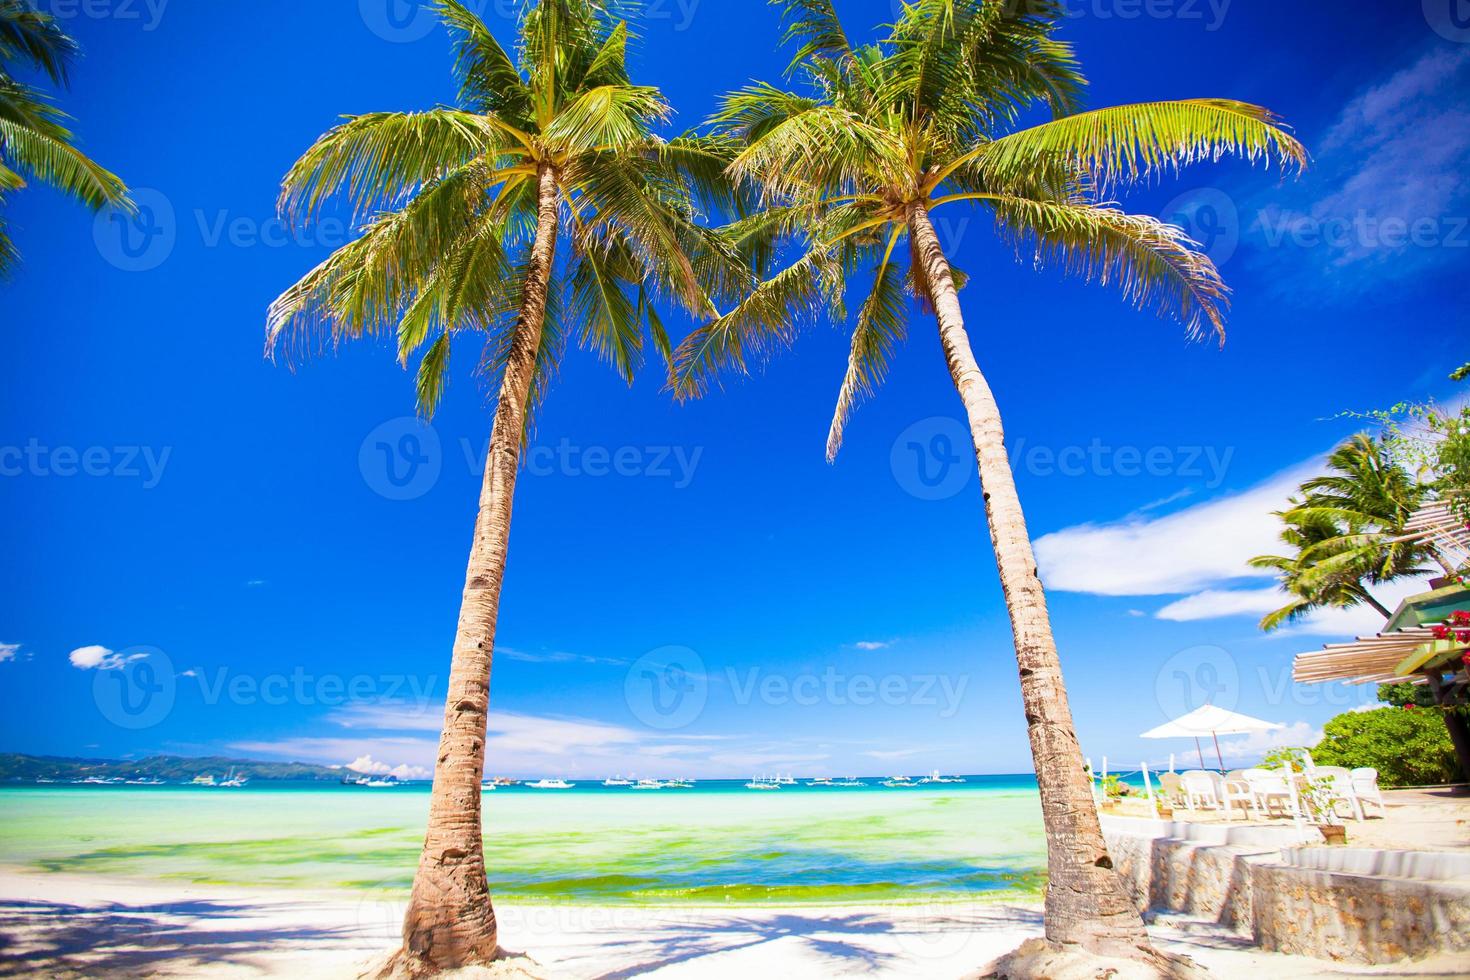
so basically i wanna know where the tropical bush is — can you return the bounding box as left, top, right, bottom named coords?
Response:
left=1312, top=706, right=1463, bottom=787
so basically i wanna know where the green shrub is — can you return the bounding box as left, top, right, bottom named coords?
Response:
left=1312, top=707, right=1463, bottom=787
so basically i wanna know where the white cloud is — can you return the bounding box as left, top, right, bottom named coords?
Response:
left=1216, top=721, right=1323, bottom=765
left=68, top=645, right=144, bottom=671
left=1156, top=588, right=1284, bottom=622
left=862, top=747, right=925, bottom=761
left=1034, top=459, right=1320, bottom=596
left=853, top=641, right=889, bottom=651
left=498, top=647, right=627, bottom=667
left=346, top=755, right=430, bottom=780
left=0, top=642, right=18, bottom=663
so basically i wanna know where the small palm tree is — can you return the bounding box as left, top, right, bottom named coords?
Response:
left=0, top=0, right=130, bottom=271
left=267, top=1, right=731, bottom=973
left=1292, top=433, right=1453, bottom=578
left=674, top=0, right=1303, bottom=960
left=1252, top=434, right=1444, bottom=630
left=1249, top=502, right=1402, bottom=631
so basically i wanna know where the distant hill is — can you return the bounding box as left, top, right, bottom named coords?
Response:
left=0, top=753, right=347, bottom=783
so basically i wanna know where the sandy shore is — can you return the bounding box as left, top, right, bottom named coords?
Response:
left=3, top=870, right=1467, bottom=978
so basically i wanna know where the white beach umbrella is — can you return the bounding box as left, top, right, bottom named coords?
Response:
left=1140, top=704, right=1283, bottom=771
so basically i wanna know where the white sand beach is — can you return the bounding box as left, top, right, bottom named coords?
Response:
left=2, top=869, right=1466, bottom=979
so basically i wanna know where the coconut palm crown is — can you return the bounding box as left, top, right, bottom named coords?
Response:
left=672, top=0, right=1306, bottom=962
left=0, top=0, right=131, bottom=272
left=266, top=1, right=740, bottom=974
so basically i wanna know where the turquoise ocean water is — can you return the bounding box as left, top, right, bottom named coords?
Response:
left=0, top=777, right=1061, bottom=906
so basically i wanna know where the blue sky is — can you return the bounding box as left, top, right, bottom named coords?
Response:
left=2, top=0, right=1467, bottom=780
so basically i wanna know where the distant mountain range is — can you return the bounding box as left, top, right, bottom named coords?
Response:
left=0, top=753, right=346, bottom=782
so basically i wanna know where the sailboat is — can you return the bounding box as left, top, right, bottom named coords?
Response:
left=745, top=775, right=780, bottom=790
left=219, top=768, right=249, bottom=788
left=602, top=776, right=633, bottom=787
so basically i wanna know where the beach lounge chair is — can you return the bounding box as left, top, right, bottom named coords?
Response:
left=1180, top=770, right=1221, bottom=812
left=1350, top=768, right=1386, bottom=816
left=1242, top=768, right=1300, bottom=818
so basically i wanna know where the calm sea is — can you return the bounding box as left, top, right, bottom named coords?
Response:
left=0, top=777, right=1064, bottom=905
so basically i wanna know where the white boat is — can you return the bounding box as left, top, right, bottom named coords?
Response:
left=602, top=776, right=633, bottom=787
left=745, top=776, right=780, bottom=790
left=833, top=778, right=866, bottom=787
left=664, top=778, right=694, bottom=789
left=219, top=768, right=249, bottom=788
left=125, top=778, right=165, bottom=786
left=919, top=770, right=966, bottom=785
left=776, top=773, right=796, bottom=785
left=191, top=774, right=218, bottom=787
left=630, top=779, right=664, bottom=790
left=806, top=777, right=833, bottom=786
left=527, top=779, right=574, bottom=790
left=355, top=775, right=400, bottom=788
left=881, top=775, right=916, bottom=788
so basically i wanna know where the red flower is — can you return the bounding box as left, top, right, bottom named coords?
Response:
left=1458, top=630, right=1470, bottom=644
left=1405, top=703, right=1419, bottom=710
left=1433, top=625, right=1452, bottom=639
left=1450, top=610, right=1470, bottom=626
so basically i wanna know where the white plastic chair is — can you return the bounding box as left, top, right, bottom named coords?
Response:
left=1216, top=771, right=1257, bottom=821
left=1350, top=768, right=1386, bottom=816
left=1312, top=766, right=1364, bottom=821
left=1242, top=768, right=1299, bottom=818
left=1180, top=770, right=1221, bottom=811
left=1156, top=771, right=1184, bottom=807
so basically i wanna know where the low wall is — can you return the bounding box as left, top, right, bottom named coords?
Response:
left=1102, top=816, right=1470, bottom=964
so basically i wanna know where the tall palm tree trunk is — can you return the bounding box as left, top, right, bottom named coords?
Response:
left=907, top=202, right=1151, bottom=958
left=390, top=163, right=560, bottom=976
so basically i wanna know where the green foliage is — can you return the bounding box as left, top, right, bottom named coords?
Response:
left=1377, top=682, right=1437, bottom=708
left=1312, top=707, right=1463, bottom=787
left=1250, top=434, right=1440, bottom=631
left=1261, top=747, right=1306, bottom=772
left=269, top=0, right=746, bottom=421
left=0, top=0, right=131, bottom=271
left=674, top=0, right=1302, bottom=458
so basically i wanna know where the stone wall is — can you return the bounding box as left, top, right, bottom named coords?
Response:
left=1102, top=816, right=1470, bottom=965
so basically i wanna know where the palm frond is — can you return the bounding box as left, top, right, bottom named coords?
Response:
left=827, top=231, right=907, bottom=461
left=776, top=0, right=851, bottom=73
left=0, top=116, right=129, bottom=210
left=434, top=0, right=534, bottom=122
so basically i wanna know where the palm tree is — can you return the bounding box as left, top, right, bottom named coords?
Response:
left=0, top=0, right=130, bottom=271
left=673, top=0, right=1304, bottom=961
left=267, top=2, right=733, bottom=973
left=1248, top=501, right=1402, bottom=631
left=1291, top=433, right=1453, bottom=578
left=1251, top=434, right=1445, bottom=632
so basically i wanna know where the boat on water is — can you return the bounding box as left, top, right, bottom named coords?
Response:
left=745, top=776, right=781, bottom=790
left=664, top=778, right=694, bottom=789
left=806, top=777, right=834, bottom=786
left=353, top=775, right=400, bottom=788
left=125, top=778, right=165, bottom=786
left=480, top=780, right=498, bottom=791
left=527, top=779, right=574, bottom=790
left=602, top=776, right=633, bottom=787
left=191, top=774, right=218, bottom=787
left=833, top=778, right=866, bottom=787
left=630, top=779, right=664, bottom=790
left=918, top=770, right=965, bottom=785
left=219, top=768, right=249, bottom=788
left=881, top=775, right=916, bottom=788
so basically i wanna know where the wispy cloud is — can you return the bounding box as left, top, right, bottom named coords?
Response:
left=0, top=642, right=18, bottom=664
left=852, top=641, right=889, bottom=651
left=498, top=646, right=627, bottom=667
left=1217, top=721, right=1322, bottom=763
left=1248, top=46, right=1470, bottom=293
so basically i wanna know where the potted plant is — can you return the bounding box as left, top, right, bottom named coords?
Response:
left=1098, top=775, right=1128, bottom=812
left=1300, top=772, right=1347, bottom=845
